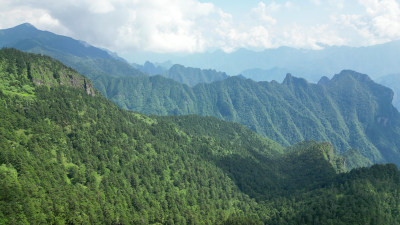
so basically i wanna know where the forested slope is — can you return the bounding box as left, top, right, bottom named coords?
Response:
left=95, top=70, right=400, bottom=167
left=1, top=49, right=400, bottom=224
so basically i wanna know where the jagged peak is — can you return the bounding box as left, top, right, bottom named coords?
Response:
left=331, top=70, right=372, bottom=83
left=144, top=61, right=155, bottom=67
left=170, top=64, right=186, bottom=70
left=329, top=70, right=395, bottom=104
left=12, top=23, right=38, bottom=30
left=282, top=73, right=309, bottom=86
left=318, top=76, right=330, bottom=85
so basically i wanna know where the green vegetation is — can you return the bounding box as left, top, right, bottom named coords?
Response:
left=1, top=49, right=400, bottom=224
left=2, top=24, right=400, bottom=169
left=95, top=71, right=400, bottom=168
left=0, top=48, right=95, bottom=97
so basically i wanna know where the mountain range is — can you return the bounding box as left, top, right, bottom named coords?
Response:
left=128, top=40, right=400, bottom=109
left=130, top=42, right=400, bottom=81
left=95, top=70, right=400, bottom=168
left=133, top=62, right=229, bottom=87
left=0, top=24, right=229, bottom=88
left=1, top=48, right=400, bottom=224
left=2, top=23, right=400, bottom=170
left=0, top=23, right=144, bottom=79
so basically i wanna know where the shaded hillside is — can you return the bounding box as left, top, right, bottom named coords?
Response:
left=95, top=70, right=400, bottom=167
left=377, top=74, right=400, bottom=110
left=2, top=49, right=400, bottom=225
left=163, top=64, right=229, bottom=86
left=0, top=23, right=144, bottom=79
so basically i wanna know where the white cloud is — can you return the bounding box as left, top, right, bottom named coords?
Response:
left=310, top=0, right=321, bottom=6
left=336, top=0, right=400, bottom=45
left=1, top=0, right=398, bottom=53
left=88, top=0, right=115, bottom=14
left=252, top=2, right=277, bottom=24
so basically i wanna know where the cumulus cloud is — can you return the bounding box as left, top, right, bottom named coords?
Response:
left=1, top=0, right=399, bottom=53
left=336, top=0, right=400, bottom=45
left=251, top=2, right=277, bottom=24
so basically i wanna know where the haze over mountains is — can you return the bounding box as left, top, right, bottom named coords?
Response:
left=133, top=62, right=229, bottom=87
left=2, top=23, right=400, bottom=169
left=1, top=20, right=400, bottom=223
left=130, top=42, right=400, bottom=82
left=0, top=23, right=144, bottom=79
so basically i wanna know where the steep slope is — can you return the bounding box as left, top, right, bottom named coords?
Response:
left=0, top=48, right=95, bottom=96
left=1, top=49, right=400, bottom=225
left=0, top=49, right=266, bottom=224
left=377, top=74, right=400, bottom=110
left=0, top=23, right=144, bottom=79
left=95, top=71, right=400, bottom=167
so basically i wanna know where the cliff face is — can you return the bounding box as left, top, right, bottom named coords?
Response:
left=0, top=48, right=95, bottom=96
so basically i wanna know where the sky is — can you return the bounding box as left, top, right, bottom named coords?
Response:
left=1, top=0, right=400, bottom=55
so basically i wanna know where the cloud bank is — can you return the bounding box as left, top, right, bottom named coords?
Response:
left=1, top=0, right=400, bottom=53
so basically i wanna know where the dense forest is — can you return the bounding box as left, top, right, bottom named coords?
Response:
left=1, top=49, right=400, bottom=224
left=94, top=71, right=400, bottom=168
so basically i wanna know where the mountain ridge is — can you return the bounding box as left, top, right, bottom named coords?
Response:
left=95, top=69, right=400, bottom=167
left=2, top=49, right=400, bottom=224
left=0, top=23, right=145, bottom=80
left=128, top=40, right=400, bottom=81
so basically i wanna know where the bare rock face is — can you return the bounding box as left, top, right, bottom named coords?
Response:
left=84, top=79, right=95, bottom=96
left=27, top=57, right=96, bottom=96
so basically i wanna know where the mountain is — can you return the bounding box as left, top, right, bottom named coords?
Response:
left=134, top=61, right=229, bottom=86
left=133, top=61, right=169, bottom=75
left=1, top=49, right=400, bottom=224
left=162, top=64, right=229, bottom=87
left=0, top=24, right=228, bottom=87
left=129, top=41, right=400, bottom=82
left=377, top=74, right=400, bottom=110
left=0, top=23, right=144, bottom=79
left=95, top=70, right=400, bottom=168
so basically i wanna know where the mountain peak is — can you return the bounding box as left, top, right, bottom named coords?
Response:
left=13, top=23, right=38, bottom=30
left=282, top=73, right=308, bottom=87
left=318, top=76, right=330, bottom=85
left=329, top=70, right=395, bottom=106
left=332, top=70, right=372, bottom=83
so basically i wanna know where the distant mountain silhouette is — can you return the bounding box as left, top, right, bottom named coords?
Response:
left=0, top=23, right=144, bottom=79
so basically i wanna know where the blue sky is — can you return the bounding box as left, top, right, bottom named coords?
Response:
left=1, top=0, right=400, bottom=54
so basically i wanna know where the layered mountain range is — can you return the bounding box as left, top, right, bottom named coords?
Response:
left=2, top=23, right=400, bottom=170
left=129, top=41, right=400, bottom=81
left=95, top=71, right=400, bottom=168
